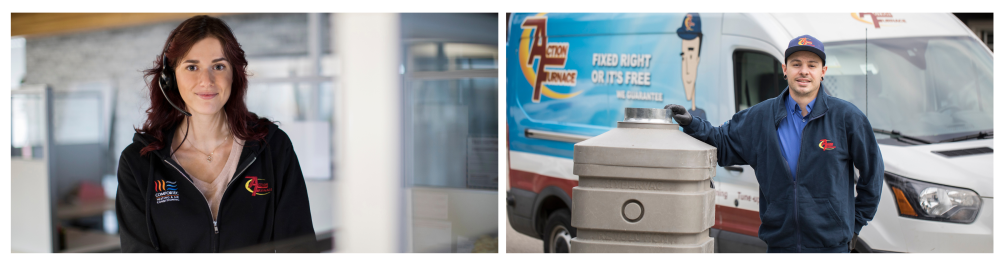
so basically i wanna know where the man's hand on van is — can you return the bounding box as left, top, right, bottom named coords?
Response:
left=664, top=104, right=692, bottom=126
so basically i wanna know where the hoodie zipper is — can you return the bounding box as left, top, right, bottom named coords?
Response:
left=163, top=159, right=219, bottom=252
left=213, top=157, right=258, bottom=251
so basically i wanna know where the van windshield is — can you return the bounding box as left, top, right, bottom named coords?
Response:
left=822, top=36, right=993, bottom=139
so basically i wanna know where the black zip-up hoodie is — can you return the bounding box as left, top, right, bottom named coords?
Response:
left=115, top=122, right=317, bottom=252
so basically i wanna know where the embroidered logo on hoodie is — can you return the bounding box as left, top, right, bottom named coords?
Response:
left=154, top=180, right=180, bottom=204
left=245, top=176, right=272, bottom=196
left=818, top=139, right=837, bottom=151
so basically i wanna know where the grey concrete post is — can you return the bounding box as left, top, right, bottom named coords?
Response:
left=571, top=108, right=716, bottom=253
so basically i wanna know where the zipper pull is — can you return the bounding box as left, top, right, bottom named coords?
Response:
left=214, top=221, right=219, bottom=234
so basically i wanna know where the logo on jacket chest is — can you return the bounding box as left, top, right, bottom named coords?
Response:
left=245, top=176, right=272, bottom=196
left=154, top=180, right=180, bottom=204
left=818, top=139, right=837, bottom=151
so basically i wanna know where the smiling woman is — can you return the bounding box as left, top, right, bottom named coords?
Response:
left=116, top=15, right=317, bottom=252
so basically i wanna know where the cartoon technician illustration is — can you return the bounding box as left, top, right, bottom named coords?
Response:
left=677, top=13, right=706, bottom=120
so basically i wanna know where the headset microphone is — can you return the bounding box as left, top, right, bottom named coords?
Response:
left=158, top=43, right=193, bottom=117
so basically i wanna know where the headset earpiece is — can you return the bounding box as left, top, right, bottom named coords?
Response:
left=159, top=57, right=172, bottom=91
left=158, top=43, right=193, bottom=116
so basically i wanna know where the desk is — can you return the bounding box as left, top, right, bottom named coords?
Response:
left=56, top=199, right=114, bottom=220
left=61, top=227, right=120, bottom=253
left=56, top=199, right=119, bottom=253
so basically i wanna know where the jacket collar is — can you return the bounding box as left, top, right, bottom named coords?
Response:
left=133, top=121, right=276, bottom=164
left=773, top=84, right=830, bottom=127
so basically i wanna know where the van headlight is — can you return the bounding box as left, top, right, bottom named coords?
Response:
left=884, top=172, right=982, bottom=224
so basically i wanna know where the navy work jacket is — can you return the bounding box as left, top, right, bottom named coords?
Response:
left=682, top=85, right=883, bottom=253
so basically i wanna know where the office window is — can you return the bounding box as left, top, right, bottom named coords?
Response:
left=404, top=42, right=498, bottom=190
left=407, top=43, right=498, bottom=72
left=12, top=37, right=26, bottom=88
left=11, top=93, right=46, bottom=159
left=407, top=78, right=498, bottom=189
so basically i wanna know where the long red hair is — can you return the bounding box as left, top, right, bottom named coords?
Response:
left=137, top=15, right=273, bottom=156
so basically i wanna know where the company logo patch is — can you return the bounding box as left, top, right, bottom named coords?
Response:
left=519, top=13, right=581, bottom=102
left=245, top=176, right=272, bottom=196
left=818, top=139, right=837, bottom=151
left=154, top=180, right=179, bottom=204
left=798, top=37, right=814, bottom=47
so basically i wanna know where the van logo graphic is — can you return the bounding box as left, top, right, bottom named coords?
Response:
left=519, top=13, right=581, bottom=103
left=245, top=176, right=272, bottom=196
left=798, top=37, right=814, bottom=47
left=852, top=13, right=906, bottom=29
left=154, top=180, right=180, bottom=204
left=818, top=139, right=837, bottom=151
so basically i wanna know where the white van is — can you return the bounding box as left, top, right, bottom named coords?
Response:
left=506, top=13, right=993, bottom=253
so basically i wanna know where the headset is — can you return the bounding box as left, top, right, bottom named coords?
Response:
left=158, top=39, right=193, bottom=117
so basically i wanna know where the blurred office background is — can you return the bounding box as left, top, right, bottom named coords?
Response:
left=10, top=13, right=498, bottom=253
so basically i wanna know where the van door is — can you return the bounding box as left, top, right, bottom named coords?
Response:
left=714, top=32, right=786, bottom=252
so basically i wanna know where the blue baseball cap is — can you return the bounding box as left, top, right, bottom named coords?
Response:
left=676, top=13, right=702, bottom=40
left=785, top=35, right=825, bottom=66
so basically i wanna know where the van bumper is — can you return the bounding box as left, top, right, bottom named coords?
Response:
left=507, top=188, right=540, bottom=239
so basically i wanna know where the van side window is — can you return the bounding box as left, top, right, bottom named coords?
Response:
left=733, top=50, right=787, bottom=111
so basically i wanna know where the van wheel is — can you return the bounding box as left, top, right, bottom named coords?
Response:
left=543, top=209, right=575, bottom=253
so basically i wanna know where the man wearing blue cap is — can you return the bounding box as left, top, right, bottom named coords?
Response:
left=665, top=35, right=884, bottom=253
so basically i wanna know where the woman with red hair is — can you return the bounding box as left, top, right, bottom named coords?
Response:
left=116, top=15, right=316, bottom=252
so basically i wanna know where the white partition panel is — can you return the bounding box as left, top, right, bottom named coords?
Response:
left=333, top=13, right=402, bottom=253
left=11, top=86, right=56, bottom=253
left=11, top=160, right=53, bottom=253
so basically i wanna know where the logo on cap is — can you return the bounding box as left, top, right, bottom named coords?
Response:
left=684, top=14, right=695, bottom=31
left=798, top=37, right=814, bottom=47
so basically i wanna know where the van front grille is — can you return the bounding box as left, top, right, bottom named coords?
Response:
left=931, top=147, right=993, bottom=158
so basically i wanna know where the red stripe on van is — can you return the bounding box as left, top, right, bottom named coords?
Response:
left=715, top=205, right=761, bottom=237
left=509, top=169, right=578, bottom=199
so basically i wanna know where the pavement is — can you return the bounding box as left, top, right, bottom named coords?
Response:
left=506, top=215, right=542, bottom=253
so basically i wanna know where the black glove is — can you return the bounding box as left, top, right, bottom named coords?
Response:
left=849, top=234, right=859, bottom=251
left=664, top=104, right=692, bottom=126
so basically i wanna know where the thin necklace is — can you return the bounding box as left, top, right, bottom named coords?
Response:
left=189, top=134, right=229, bottom=162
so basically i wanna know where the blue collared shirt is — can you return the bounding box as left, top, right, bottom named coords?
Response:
left=778, top=92, right=816, bottom=181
